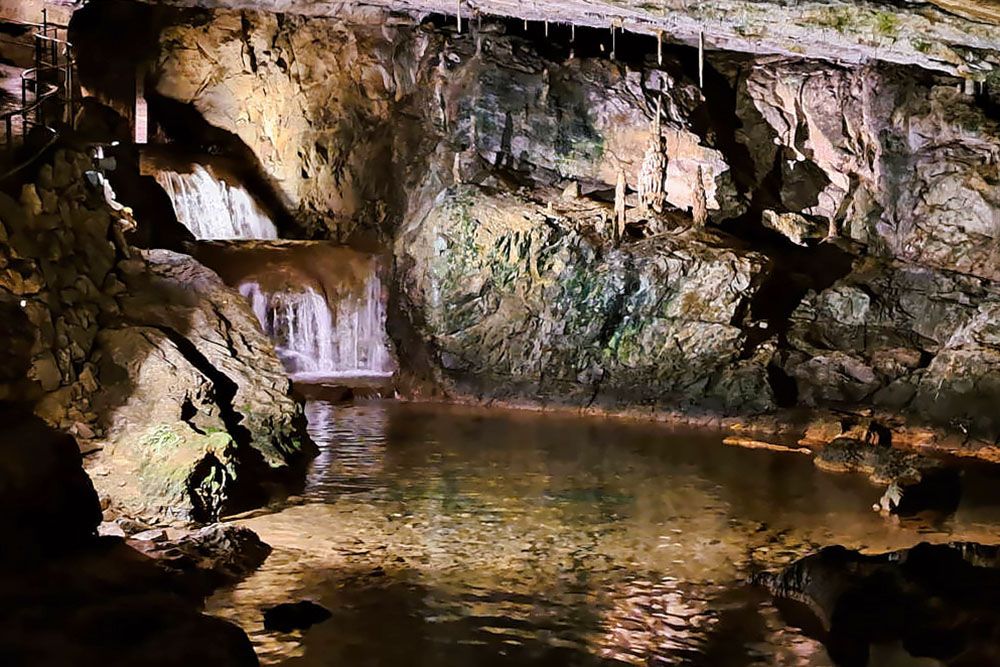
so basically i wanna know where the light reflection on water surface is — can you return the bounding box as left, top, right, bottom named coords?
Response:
left=206, top=400, right=1000, bottom=666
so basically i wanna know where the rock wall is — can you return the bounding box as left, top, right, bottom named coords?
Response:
left=0, top=148, right=313, bottom=522
left=148, top=9, right=742, bottom=241
left=141, top=8, right=1000, bottom=451
left=395, top=185, right=773, bottom=415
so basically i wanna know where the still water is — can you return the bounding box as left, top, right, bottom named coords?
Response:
left=207, top=400, right=1000, bottom=666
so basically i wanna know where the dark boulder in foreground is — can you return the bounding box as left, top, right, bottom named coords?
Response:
left=0, top=407, right=260, bottom=667
left=815, top=437, right=962, bottom=515
left=263, top=601, right=332, bottom=633
left=754, top=542, right=1000, bottom=666
left=0, top=407, right=102, bottom=559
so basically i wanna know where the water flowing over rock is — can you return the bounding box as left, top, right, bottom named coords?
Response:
left=91, top=249, right=314, bottom=521
left=155, top=165, right=278, bottom=240
left=194, top=241, right=397, bottom=381
left=0, top=148, right=312, bottom=523
left=240, top=273, right=394, bottom=380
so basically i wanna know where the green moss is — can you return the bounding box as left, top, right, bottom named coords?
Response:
left=875, top=11, right=899, bottom=39
left=813, top=7, right=854, bottom=33
left=911, top=37, right=932, bottom=54
left=138, top=424, right=183, bottom=454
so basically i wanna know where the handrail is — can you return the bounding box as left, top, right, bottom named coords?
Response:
left=0, top=10, right=75, bottom=152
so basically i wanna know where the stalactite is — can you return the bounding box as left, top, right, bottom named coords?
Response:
left=615, top=168, right=628, bottom=242
left=571, top=23, right=575, bottom=42
left=456, top=0, right=462, bottom=33
left=544, top=19, right=549, bottom=37
left=657, top=30, right=663, bottom=66
left=611, top=23, right=617, bottom=60
left=699, top=39, right=707, bottom=86
left=692, top=166, right=708, bottom=228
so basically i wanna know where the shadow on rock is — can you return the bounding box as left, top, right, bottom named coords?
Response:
left=755, top=542, right=1000, bottom=666
left=0, top=406, right=265, bottom=666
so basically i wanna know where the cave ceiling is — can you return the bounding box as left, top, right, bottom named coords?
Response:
left=93, top=0, right=1000, bottom=77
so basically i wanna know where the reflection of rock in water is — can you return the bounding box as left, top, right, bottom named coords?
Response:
left=156, top=164, right=278, bottom=240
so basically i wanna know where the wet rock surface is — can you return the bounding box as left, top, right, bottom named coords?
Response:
left=815, top=437, right=962, bottom=515
left=132, top=5, right=1000, bottom=456
left=395, top=185, right=772, bottom=413
left=755, top=541, right=1000, bottom=666
left=91, top=248, right=313, bottom=521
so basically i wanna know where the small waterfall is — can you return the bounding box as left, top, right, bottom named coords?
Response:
left=239, top=269, right=394, bottom=380
left=156, top=165, right=278, bottom=240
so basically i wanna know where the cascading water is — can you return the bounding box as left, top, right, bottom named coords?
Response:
left=156, top=165, right=279, bottom=240
left=239, top=268, right=394, bottom=380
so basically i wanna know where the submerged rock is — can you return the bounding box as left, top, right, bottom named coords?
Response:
left=815, top=437, right=961, bottom=515
left=755, top=542, right=1000, bottom=666
left=263, top=600, right=332, bottom=633
left=129, top=524, right=272, bottom=597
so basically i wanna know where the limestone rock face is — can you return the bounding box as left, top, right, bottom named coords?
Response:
left=103, top=0, right=1000, bottom=78
left=150, top=10, right=742, bottom=239
left=742, top=60, right=1000, bottom=280
left=88, top=4, right=1000, bottom=453
left=783, top=258, right=1000, bottom=440
left=395, top=185, right=772, bottom=414
left=0, top=150, right=312, bottom=522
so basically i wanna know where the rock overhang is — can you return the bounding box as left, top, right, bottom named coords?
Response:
left=84, top=0, right=1000, bottom=77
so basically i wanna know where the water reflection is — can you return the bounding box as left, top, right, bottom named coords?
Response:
left=207, top=401, right=1000, bottom=666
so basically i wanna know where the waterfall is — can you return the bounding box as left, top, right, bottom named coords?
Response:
left=239, top=270, right=394, bottom=380
left=156, top=165, right=278, bottom=240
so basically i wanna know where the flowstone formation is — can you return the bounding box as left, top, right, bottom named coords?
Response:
left=0, top=149, right=313, bottom=523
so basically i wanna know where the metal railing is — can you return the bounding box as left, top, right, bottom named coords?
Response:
left=1, top=10, right=75, bottom=151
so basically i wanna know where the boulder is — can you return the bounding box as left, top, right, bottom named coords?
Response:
left=755, top=542, right=1000, bottom=666
left=129, top=524, right=272, bottom=597
left=263, top=601, right=332, bottom=633
left=0, top=407, right=102, bottom=559
left=89, top=249, right=314, bottom=522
